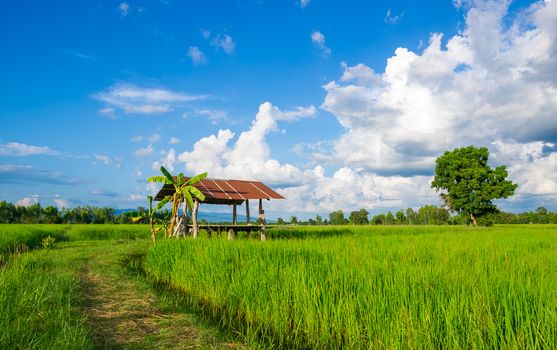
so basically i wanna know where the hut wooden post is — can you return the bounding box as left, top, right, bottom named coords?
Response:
left=246, top=199, right=251, bottom=226
left=232, top=203, right=237, bottom=225
left=192, top=199, right=199, bottom=239
left=228, top=228, right=234, bottom=240
left=259, top=199, right=266, bottom=241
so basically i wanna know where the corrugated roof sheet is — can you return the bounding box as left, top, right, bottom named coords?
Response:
left=154, top=178, right=285, bottom=204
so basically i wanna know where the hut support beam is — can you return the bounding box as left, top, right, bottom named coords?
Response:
left=232, top=203, right=237, bottom=225
left=246, top=199, right=250, bottom=226
left=259, top=199, right=266, bottom=241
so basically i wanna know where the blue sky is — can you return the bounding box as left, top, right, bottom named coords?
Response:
left=1, top=0, right=556, bottom=218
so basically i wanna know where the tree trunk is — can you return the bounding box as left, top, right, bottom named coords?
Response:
left=168, top=196, right=178, bottom=238
left=182, top=201, right=189, bottom=237
left=149, top=218, right=156, bottom=243
left=470, top=213, right=478, bottom=226
left=192, top=200, right=199, bottom=239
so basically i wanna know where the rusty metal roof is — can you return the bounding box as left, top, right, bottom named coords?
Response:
left=154, top=178, right=285, bottom=205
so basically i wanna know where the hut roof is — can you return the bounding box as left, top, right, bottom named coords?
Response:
left=154, top=178, right=285, bottom=205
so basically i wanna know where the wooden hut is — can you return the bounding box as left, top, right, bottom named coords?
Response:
left=154, top=178, right=284, bottom=240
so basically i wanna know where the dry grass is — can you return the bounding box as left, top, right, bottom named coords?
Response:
left=81, top=258, right=243, bottom=349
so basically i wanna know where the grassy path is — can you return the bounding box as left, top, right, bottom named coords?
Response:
left=0, top=239, right=244, bottom=349
left=79, top=243, right=242, bottom=349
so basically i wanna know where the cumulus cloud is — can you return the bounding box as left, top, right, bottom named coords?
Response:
left=492, top=140, right=557, bottom=197
left=178, top=102, right=316, bottom=185
left=0, top=142, right=60, bottom=156
left=152, top=148, right=177, bottom=172
left=147, top=133, right=160, bottom=143
left=299, top=0, right=311, bottom=8
left=16, top=195, right=39, bottom=207
left=119, top=2, right=129, bottom=16
left=187, top=46, right=206, bottom=65
left=93, top=154, right=123, bottom=168
left=134, top=144, right=154, bottom=157
left=315, top=0, right=557, bottom=184
left=311, top=31, right=331, bottom=56
left=169, top=137, right=181, bottom=145
left=94, top=83, right=208, bottom=115
left=168, top=101, right=436, bottom=214
left=210, top=34, right=235, bottom=54
left=53, top=196, right=70, bottom=209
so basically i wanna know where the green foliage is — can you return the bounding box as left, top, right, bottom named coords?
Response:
left=41, top=235, right=56, bottom=249
left=0, top=225, right=69, bottom=256
left=431, top=146, right=517, bottom=225
left=328, top=210, right=347, bottom=225
left=148, top=166, right=208, bottom=237
left=0, top=251, right=94, bottom=349
left=144, top=225, right=557, bottom=349
left=349, top=209, right=369, bottom=225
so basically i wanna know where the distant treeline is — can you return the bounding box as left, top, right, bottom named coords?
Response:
left=277, top=206, right=557, bottom=226
left=0, top=201, right=169, bottom=224
left=1, top=200, right=556, bottom=225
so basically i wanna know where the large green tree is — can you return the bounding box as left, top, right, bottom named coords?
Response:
left=349, top=209, right=369, bottom=225
left=431, top=146, right=517, bottom=226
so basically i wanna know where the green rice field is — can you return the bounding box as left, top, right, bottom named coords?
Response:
left=1, top=224, right=556, bottom=349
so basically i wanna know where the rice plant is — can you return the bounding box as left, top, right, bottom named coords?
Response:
left=144, top=225, right=557, bottom=349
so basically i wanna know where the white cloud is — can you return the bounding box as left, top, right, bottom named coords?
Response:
left=130, top=135, right=142, bottom=142
left=492, top=140, right=557, bottom=197
left=0, top=142, right=59, bottom=156
left=178, top=102, right=316, bottom=185
left=128, top=193, right=144, bottom=201
left=53, top=197, right=70, bottom=209
left=93, top=154, right=123, bottom=168
left=311, top=31, right=331, bottom=56
left=184, top=108, right=228, bottom=124
left=132, top=168, right=142, bottom=177
left=134, top=144, right=154, bottom=157
left=300, top=0, right=311, bottom=8
left=16, top=195, right=39, bottom=207
left=187, top=46, right=207, bottom=65
left=152, top=148, right=177, bottom=172
left=201, top=29, right=211, bottom=39
left=170, top=102, right=435, bottom=214
left=316, top=0, right=557, bottom=183
left=210, top=34, right=235, bottom=54
left=119, top=2, right=129, bottom=16
left=98, top=107, right=116, bottom=118
left=169, top=137, right=181, bottom=145
left=147, top=133, right=160, bottom=143
left=94, top=83, right=208, bottom=115
left=90, top=189, right=118, bottom=197
left=384, top=8, right=404, bottom=24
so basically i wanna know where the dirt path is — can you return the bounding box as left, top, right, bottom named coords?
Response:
left=80, top=252, right=242, bottom=349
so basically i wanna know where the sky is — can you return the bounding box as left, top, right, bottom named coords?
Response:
left=1, top=0, right=556, bottom=219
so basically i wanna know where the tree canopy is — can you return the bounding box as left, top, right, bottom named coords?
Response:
left=431, top=146, right=517, bottom=225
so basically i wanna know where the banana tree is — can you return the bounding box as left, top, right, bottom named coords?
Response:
left=148, top=166, right=207, bottom=238
left=131, top=195, right=170, bottom=242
